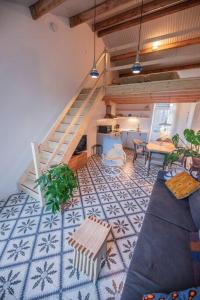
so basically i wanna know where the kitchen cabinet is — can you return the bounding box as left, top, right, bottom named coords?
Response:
left=120, top=131, right=148, bottom=149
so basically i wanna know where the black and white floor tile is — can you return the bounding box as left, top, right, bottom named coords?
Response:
left=0, top=150, right=160, bottom=300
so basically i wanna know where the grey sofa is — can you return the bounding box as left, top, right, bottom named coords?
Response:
left=121, top=171, right=200, bottom=300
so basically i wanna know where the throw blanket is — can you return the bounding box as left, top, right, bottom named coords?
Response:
left=102, top=144, right=126, bottom=167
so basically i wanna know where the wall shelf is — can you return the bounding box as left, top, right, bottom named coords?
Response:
left=116, top=116, right=150, bottom=119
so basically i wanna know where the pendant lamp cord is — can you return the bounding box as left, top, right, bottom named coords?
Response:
left=93, top=0, right=96, bottom=65
left=137, top=0, right=144, bottom=56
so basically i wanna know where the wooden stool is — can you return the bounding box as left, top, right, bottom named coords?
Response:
left=68, top=216, right=111, bottom=283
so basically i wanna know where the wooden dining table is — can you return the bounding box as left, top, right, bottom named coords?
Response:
left=146, top=141, right=175, bottom=174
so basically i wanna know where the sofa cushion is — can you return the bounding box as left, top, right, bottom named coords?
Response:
left=120, top=214, right=195, bottom=300
left=190, top=232, right=200, bottom=285
left=147, top=172, right=197, bottom=232
left=189, top=189, right=200, bottom=230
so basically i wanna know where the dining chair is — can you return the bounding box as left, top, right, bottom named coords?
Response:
left=132, top=139, right=147, bottom=163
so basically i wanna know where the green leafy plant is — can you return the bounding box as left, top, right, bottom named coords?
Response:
left=165, top=129, right=200, bottom=167
left=35, top=164, right=77, bottom=214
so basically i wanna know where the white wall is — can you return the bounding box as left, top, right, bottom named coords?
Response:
left=0, top=1, right=105, bottom=197
left=116, top=104, right=153, bottom=133
left=173, top=103, right=197, bottom=137
left=116, top=117, right=152, bottom=132
left=191, top=102, right=200, bottom=131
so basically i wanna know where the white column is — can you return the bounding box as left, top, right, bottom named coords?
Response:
left=31, top=142, right=44, bottom=206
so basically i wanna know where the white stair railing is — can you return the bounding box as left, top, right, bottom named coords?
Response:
left=42, top=51, right=106, bottom=170
left=44, top=72, right=105, bottom=170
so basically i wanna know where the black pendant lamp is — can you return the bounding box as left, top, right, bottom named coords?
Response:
left=90, top=0, right=99, bottom=78
left=131, top=0, right=144, bottom=74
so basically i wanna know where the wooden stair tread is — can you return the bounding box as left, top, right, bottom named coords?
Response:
left=49, top=138, right=71, bottom=143
left=41, top=149, right=63, bottom=156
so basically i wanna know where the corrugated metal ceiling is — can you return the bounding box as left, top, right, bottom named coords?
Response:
left=103, top=6, right=200, bottom=48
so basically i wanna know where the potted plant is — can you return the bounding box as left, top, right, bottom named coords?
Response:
left=35, top=164, right=78, bottom=214
left=165, top=129, right=200, bottom=179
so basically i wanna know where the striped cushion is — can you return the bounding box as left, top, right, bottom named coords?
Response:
left=143, top=287, right=200, bottom=299
left=190, top=232, right=200, bottom=285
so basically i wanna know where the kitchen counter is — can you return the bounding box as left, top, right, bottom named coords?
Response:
left=97, top=132, right=122, bottom=153
left=120, top=130, right=149, bottom=149
left=120, top=129, right=148, bottom=134
left=97, top=131, right=149, bottom=150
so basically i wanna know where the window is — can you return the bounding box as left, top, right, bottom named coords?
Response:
left=150, top=103, right=176, bottom=141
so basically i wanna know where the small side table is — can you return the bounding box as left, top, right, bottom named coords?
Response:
left=68, top=216, right=111, bottom=283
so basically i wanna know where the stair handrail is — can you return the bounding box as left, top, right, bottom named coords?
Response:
left=44, top=70, right=105, bottom=171
left=41, top=51, right=106, bottom=147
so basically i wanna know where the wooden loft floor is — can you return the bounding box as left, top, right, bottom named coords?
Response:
left=103, top=77, right=200, bottom=104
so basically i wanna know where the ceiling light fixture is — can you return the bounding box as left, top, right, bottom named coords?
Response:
left=152, top=41, right=161, bottom=50
left=90, top=0, right=99, bottom=79
left=131, top=0, right=144, bottom=74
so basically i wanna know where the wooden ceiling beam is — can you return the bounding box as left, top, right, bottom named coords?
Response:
left=103, top=95, right=199, bottom=104
left=30, top=0, right=66, bottom=19
left=111, top=37, right=200, bottom=62
left=69, top=0, right=134, bottom=28
left=119, top=62, right=200, bottom=77
left=95, top=0, right=181, bottom=32
left=97, top=0, right=200, bottom=37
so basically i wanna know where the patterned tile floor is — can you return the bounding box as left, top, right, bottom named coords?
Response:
left=0, top=150, right=160, bottom=300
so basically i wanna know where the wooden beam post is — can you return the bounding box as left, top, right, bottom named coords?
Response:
left=30, top=0, right=66, bottom=20
left=31, top=142, right=44, bottom=206
left=97, top=0, right=200, bottom=37
left=105, top=50, right=112, bottom=87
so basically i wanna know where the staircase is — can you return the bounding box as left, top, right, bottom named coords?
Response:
left=19, top=51, right=107, bottom=202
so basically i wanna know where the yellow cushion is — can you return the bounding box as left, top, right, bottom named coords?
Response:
left=165, top=172, right=200, bottom=199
